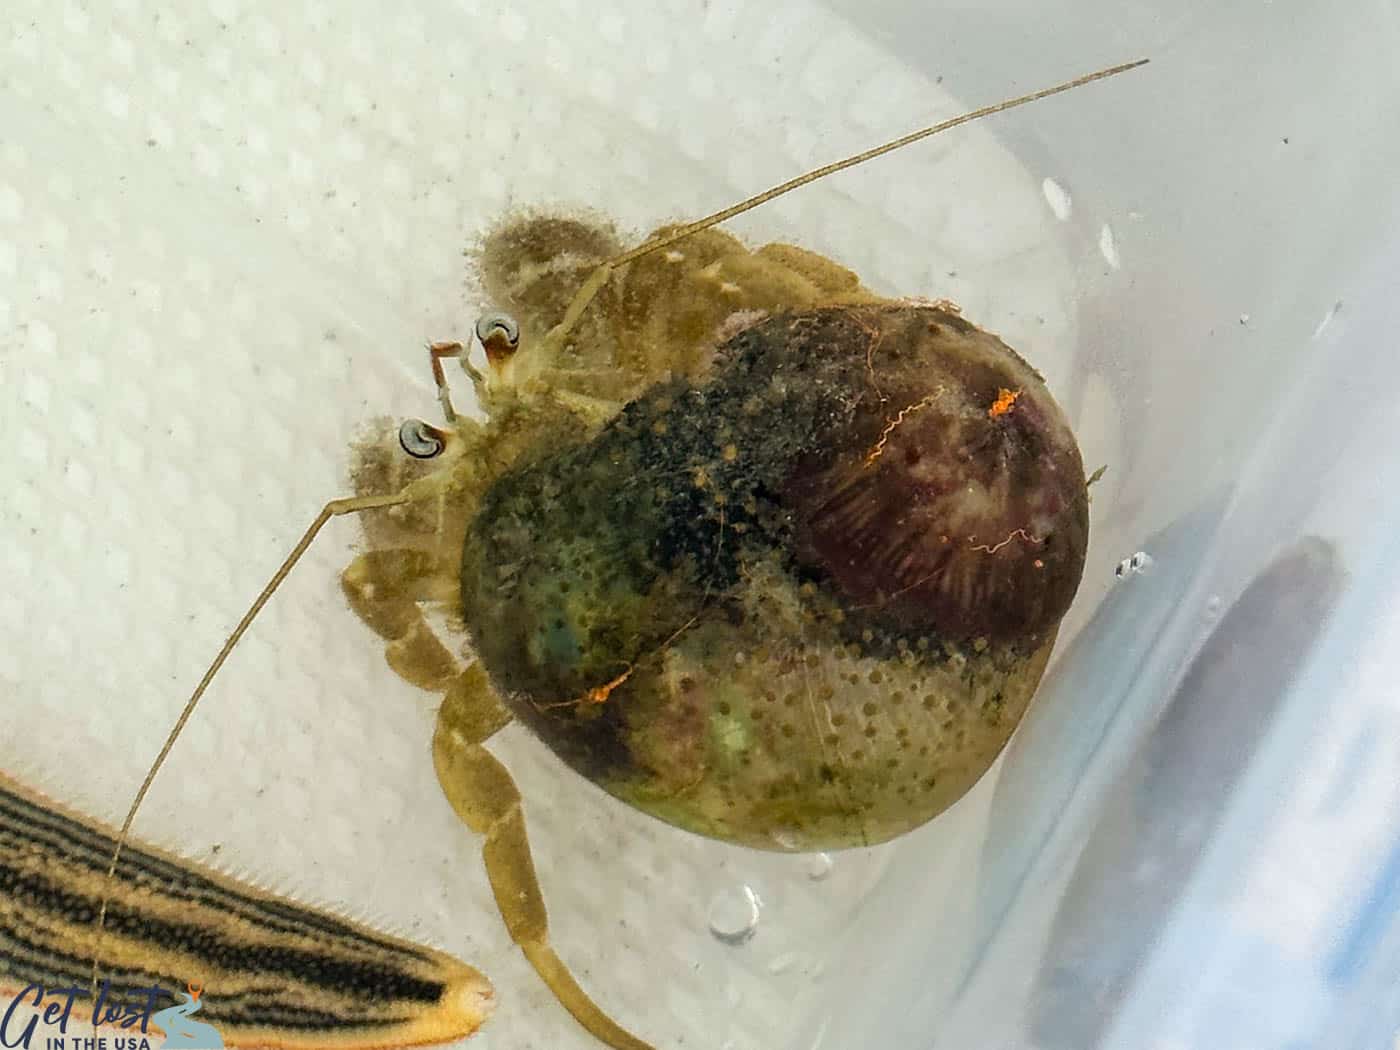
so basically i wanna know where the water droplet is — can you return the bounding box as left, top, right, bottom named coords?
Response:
left=708, top=884, right=761, bottom=946
left=1313, top=300, right=1344, bottom=339
left=804, top=852, right=833, bottom=881
left=1114, top=551, right=1153, bottom=580
left=1099, top=223, right=1120, bottom=269
left=767, top=951, right=801, bottom=975
left=1041, top=177, right=1072, bottom=221
left=1204, top=595, right=1223, bottom=620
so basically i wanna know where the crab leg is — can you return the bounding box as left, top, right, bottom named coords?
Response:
left=432, top=667, right=656, bottom=1050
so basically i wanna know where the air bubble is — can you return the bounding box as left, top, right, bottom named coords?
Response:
left=707, top=884, right=761, bottom=946
left=1313, top=300, right=1344, bottom=339
left=767, top=951, right=801, bottom=975
left=1099, top=223, right=1120, bottom=269
left=1041, top=177, right=1072, bottom=220
left=805, top=852, right=833, bottom=881
left=1114, top=551, right=1153, bottom=579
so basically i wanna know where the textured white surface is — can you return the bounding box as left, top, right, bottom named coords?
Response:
left=0, top=2, right=1092, bottom=1048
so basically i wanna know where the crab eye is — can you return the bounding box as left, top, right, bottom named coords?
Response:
left=475, top=312, right=520, bottom=365
left=475, top=312, right=520, bottom=346
left=398, top=418, right=445, bottom=459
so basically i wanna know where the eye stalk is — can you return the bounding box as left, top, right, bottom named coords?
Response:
left=475, top=312, right=520, bottom=367
left=399, top=418, right=447, bottom=459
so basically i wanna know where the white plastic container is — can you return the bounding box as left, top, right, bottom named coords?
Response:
left=817, top=3, right=1400, bottom=1048
left=3, top=1, right=1397, bottom=1048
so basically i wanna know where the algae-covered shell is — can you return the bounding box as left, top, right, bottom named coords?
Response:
left=462, top=304, right=1088, bottom=851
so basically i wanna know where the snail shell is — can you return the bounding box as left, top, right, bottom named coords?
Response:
left=462, top=304, right=1088, bottom=850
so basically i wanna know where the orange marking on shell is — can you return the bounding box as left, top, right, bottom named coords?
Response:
left=968, top=527, right=1043, bottom=555
left=864, top=392, right=941, bottom=466
left=988, top=387, right=1021, bottom=419
left=583, top=668, right=634, bottom=705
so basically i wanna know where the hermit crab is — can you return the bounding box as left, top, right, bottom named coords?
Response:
left=101, top=60, right=1145, bottom=1050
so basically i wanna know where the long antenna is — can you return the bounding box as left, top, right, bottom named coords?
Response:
left=543, top=58, right=1148, bottom=348
left=612, top=58, right=1149, bottom=268
left=95, top=54, right=1150, bottom=1001
left=92, top=490, right=410, bottom=993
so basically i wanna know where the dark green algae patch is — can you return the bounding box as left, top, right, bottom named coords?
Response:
left=461, top=304, right=1089, bottom=850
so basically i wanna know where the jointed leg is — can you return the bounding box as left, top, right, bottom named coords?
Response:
left=342, top=549, right=462, bottom=692
left=433, top=666, right=656, bottom=1050
left=427, top=342, right=466, bottom=423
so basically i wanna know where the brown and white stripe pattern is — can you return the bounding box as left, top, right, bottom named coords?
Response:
left=0, top=773, right=492, bottom=1048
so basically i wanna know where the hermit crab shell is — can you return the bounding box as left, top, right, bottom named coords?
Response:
left=462, top=304, right=1088, bottom=851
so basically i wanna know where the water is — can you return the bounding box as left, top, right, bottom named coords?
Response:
left=804, top=852, right=834, bottom=882
left=1115, top=550, right=1154, bottom=579
left=708, top=884, right=763, bottom=947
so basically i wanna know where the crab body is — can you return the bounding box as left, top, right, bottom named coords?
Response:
left=442, top=226, right=1089, bottom=850
left=337, top=216, right=1089, bottom=1050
